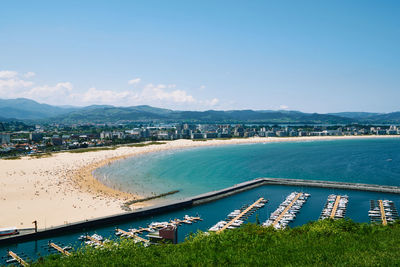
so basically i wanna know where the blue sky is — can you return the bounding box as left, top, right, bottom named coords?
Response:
left=0, top=0, right=399, bottom=113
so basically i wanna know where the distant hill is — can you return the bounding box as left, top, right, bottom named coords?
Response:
left=0, top=98, right=399, bottom=124
left=0, top=98, right=78, bottom=120
left=328, top=112, right=382, bottom=119
left=327, top=112, right=400, bottom=123
left=54, top=106, right=168, bottom=123
left=50, top=106, right=354, bottom=124
left=362, top=112, right=400, bottom=123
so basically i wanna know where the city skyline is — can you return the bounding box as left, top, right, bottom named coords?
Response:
left=1, top=1, right=399, bottom=113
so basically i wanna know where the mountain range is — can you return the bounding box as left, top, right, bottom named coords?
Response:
left=0, top=98, right=399, bottom=124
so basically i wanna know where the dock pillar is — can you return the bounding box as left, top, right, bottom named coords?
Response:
left=32, top=221, right=37, bottom=233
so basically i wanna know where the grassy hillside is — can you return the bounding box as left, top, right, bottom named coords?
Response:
left=35, top=219, right=400, bottom=266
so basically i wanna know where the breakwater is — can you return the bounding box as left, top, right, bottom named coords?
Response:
left=2, top=177, right=400, bottom=246
left=261, top=178, right=400, bottom=194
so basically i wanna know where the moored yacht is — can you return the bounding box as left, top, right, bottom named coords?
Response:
left=0, top=227, right=19, bottom=236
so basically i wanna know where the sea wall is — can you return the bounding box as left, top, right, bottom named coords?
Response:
left=261, top=178, right=400, bottom=194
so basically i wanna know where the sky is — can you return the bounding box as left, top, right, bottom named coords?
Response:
left=0, top=0, right=399, bottom=113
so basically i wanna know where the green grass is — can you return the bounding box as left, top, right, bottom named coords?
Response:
left=68, top=141, right=167, bottom=153
left=30, top=152, right=53, bottom=158
left=34, top=219, right=400, bottom=266
left=127, top=141, right=167, bottom=147
left=67, top=147, right=118, bottom=153
left=1, top=155, right=22, bottom=160
left=192, top=137, right=250, bottom=142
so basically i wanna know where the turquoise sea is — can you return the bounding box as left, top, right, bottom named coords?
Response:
left=94, top=138, right=400, bottom=200
left=2, top=138, right=400, bottom=262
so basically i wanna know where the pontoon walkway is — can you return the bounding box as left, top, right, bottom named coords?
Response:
left=217, top=197, right=266, bottom=233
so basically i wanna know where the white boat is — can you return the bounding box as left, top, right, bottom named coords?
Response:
left=91, top=234, right=104, bottom=241
left=0, top=227, right=18, bottom=236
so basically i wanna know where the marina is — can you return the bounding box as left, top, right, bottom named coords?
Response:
left=3, top=177, right=400, bottom=246
left=2, top=184, right=400, bottom=265
left=369, top=200, right=400, bottom=225
left=319, top=195, right=349, bottom=220
left=263, top=192, right=310, bottom=229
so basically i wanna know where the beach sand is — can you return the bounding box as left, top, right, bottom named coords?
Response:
left=1, top=135, right=398, bottom=229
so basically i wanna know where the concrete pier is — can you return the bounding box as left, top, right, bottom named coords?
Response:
left=261, top=178, right=400, bottom=194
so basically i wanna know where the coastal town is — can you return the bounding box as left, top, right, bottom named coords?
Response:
left=1, top=122, right=399, bottom=158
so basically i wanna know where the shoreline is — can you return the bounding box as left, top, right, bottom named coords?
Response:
left=1, top=135, right=399, bottom=229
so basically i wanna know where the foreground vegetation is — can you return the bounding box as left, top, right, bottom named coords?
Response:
left=34, top=219, right=400, bottom=266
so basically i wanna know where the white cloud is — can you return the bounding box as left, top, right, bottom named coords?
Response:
left=0, top=70, right=36, bottom=97
left=0, top=78, right=33, bottom=89
left=207, top=98, right=219, bottom=106
left=74, top=83, right=209, bottom=107
left=28, top=82, right=73, bottom=96
left=0, top=70, right=18, bottom=79
left=79, top=87, right=135, bottom=105
left=140, top=83, right=196, bottom=103
left=128, top=78, right=141, bottom=85
left=21, top=82, right=74, bottom=105
left=0, top=71, right=35, bottom=98
left=24, top=72, right=36, bottom=78
left=0, top=70, right=220, bottom=109
left=279, top=104, right=289, bottom=110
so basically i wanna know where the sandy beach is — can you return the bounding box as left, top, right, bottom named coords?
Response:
left=1, top=135, right=399, bottom=229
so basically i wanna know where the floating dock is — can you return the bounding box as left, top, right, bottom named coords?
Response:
left=330, top=196, right=341, bottom=219
left=48, top=242, right=71, bottom=256
left=272, top=193, right=302, bottom=227
left=115, top=229, right=149, bottom=244
left=263, top=192, right=310, bottom=229
left=115, top=215, right=201, bottom=245
left=320, top=195, right=348, bottom=220
left=209, top=198, right=267, bottom=232
left=217, top=197, right=266, bottom=233
left=122, top=215, right=202, bottom=236
left=379, top=200, right=387, bottom=225
left=7, top=251, right=29, bottom=266
left=369, top=200, right=399, bottom=225
left=84, top=235, right=103, bottom=246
